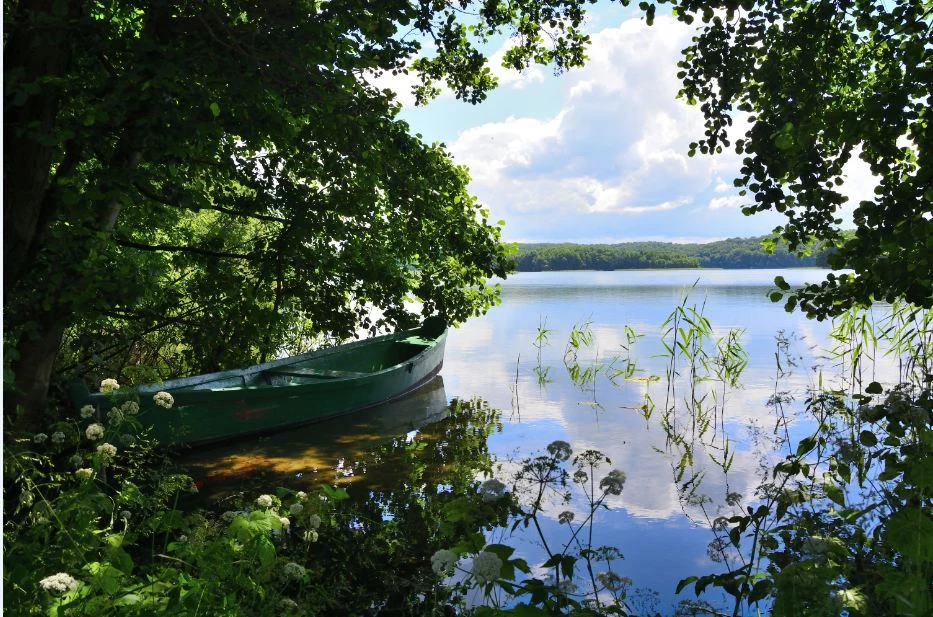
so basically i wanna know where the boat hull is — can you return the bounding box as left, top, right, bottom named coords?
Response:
left=71, top=320, right=447, bottom=448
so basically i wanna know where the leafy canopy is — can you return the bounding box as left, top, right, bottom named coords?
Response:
left=3, top=0, right=602, bottom=385
left=664, top=0, right=932, bottom=317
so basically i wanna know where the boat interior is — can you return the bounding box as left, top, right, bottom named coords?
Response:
left=175, top=333, right=436, bottom=391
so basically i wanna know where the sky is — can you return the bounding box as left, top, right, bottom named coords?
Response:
left=375, top=6, right=874, bottom=245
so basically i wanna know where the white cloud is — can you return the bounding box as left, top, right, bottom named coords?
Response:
left=708, top=195, right=746, bottom=211
left=364, top=68, right=424, bottom=107
left=446, top=16, right=760, bottom=241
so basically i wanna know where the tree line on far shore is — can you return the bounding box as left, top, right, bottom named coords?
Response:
left=513, top=235, right=835, bottom=271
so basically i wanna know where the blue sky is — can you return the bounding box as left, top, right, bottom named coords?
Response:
left=376, top=7, right=873, bottom=244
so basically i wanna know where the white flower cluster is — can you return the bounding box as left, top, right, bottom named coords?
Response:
left=256, top=494, right=274, bottom=508
left=69, top=454, right=84, bottom=468
left=97, top=442, right=117, bottom=461
left=33, top=433, right=48, bottom=444
left=107, top=408, right=124, bottom=426
left=289, top=503, right=303, bottom=515
left=279, top=598, right=299, bottom=614
left=85, top=423, right=105, bottom=441
left=556, top=579, right=577, bottom=594
left=80, top=405, right=96, bottom=419
left=153, top=391, right=174, bottom=409
left=307, top=514, right=322, bottom=530
left=303, top=529, right=319, bottom=543
left=121, top=400, right=140, bottom=415
left=75, top=468, right=94, bottom=480
left=119, top=510, right=131, bottom=521
left=479, top=478, right=507, bottom=502
left=471, top=552, right=502, bottom=584
left=282, top=562, right=305, bottom=581
left=295, top=491, right=308, bottom=502
left=100, top=379, right=120, bottom=394
left=279, top=517, right=290, bottom=529
left=430, top=549, right=458, bottom=576
left=39, top=572, right=79, bottom=596
left=596, top=570, right=627, bottom=592
left=51, top=431, right=66, bottom=445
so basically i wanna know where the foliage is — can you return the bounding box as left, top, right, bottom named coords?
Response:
left=3, top=392, right=510, bottom=616
left=430, top=442, right=637, bottom=616
left=514, top=235, right=833, bottom=271
left=659, top=0, right=932, bottom=317
left=521, top=300, right=931, bottom=615
left=4, top=0, right=611, bottom=419
left=660, top=304, right=933, bottom=616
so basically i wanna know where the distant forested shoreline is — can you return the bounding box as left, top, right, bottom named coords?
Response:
left=513, top=235, right=834, bottom=271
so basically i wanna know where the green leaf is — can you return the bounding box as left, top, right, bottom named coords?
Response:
left=886, top=506, right=933, bottom=563
left=209, top=102, right=221, bottom=117
left=484, top=543, right=515, bottom=561
left=505, top=604, right=551, bottom=617
left=676, top=576, right=698, bottom=594
left=748, top=578, right=773, bottom=603
left=824, top=482, right=845, bottom=507
left=796, top=436, right=816, bottom=457
left=865, top=381, right=883, bottom=394
left=321, top=485, right=349, bottom=501
left=859, top=430, right=878, bottom=447
left=774, top=275, right=791, bottom=290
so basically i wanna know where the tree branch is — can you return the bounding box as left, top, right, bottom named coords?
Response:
left=133, top=180, right=289, bottom=224
left=115, top=237, right=254, bottom=260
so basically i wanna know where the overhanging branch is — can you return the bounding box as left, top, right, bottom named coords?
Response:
left=115, top=237, right=254, bottom=260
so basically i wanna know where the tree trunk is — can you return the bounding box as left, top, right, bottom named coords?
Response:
left=3, top=1, right=75, bottom=297
left=5, top=318, right=69, bottom=431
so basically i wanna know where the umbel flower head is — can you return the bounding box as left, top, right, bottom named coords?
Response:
left=599, top=469, right=626, bottom=496
left=80, top=405, right=96, bottom=419
left=430, top=549, right=458, bottom=576
left=153, top=391, right=174, bottom=409
left=282, top=562, right=305, bottom=581
left=75, top=468, right=94, bottom=480
left=256, top=494, right=274, bottom=508
left=85, top=423, right=105, bottom=441
left=471, top=551, right=503, bottom=584
left=39, top=573, right=79, bottom=596
left=546, top=440, right=573, bottom=461
left=96, top=443, right=117, bottom=462
left=479, top=478, right=507, bottom=502
left=107, top=408, right=124, bottom=426
left=100, top=379, right=120, bottom=394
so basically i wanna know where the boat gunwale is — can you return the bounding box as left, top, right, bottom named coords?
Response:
left=82, top=326, right=447, bottom=401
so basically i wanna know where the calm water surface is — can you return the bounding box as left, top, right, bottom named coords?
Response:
left=184, top=269, right=890, bottom=613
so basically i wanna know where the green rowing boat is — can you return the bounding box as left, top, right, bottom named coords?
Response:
left=69, top=318, right=447, bottom=447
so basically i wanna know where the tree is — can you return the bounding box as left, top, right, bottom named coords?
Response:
left=663, top=0, right=932, bottom=317
left=3, top=0, right=599, bottom=424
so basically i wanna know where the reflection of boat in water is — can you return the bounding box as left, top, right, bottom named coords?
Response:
left=71, top=318, right=447, bottom=447
left=179, top=375, right=449, bottom=493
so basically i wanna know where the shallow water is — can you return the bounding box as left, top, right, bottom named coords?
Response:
left=182, top=268, right=894, bottom=613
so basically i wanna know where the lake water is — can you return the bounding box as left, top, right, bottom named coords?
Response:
left=182, top=268, right=893, bottom=614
